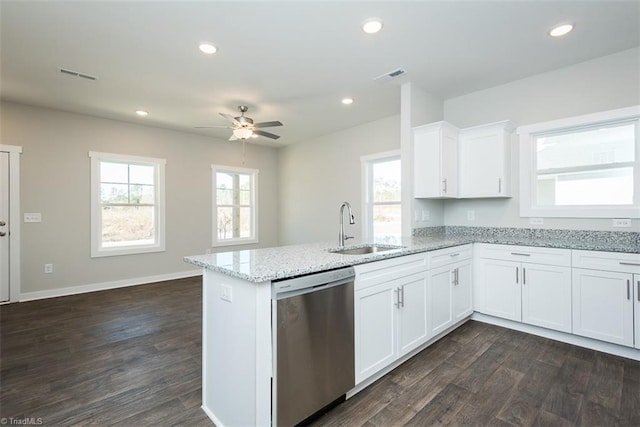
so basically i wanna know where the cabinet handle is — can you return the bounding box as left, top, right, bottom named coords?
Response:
left=450, top=253, right=460, bottom=258
left=394, top=288, right=400, bottom=308
left=620, top=262, right=640, bottom=266
left=456, top=268, right=459, bottom=286
left=523, top=267, right=526, bottom=285
left=442, top=179, right=447, bottom=193
left=637, top=280, right=639, bottom=302
left=627, top=280, right=631, bottom=300
left=511, top=252, right=531, bottom=257
left=400, top=285, right=405, bottom=308
left=498, top=178, right=502, bottom=193
left=516, top=267, right=519, bottom=284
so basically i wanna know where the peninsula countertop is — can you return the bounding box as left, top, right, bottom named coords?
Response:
left=184, top=230, right=640, bottom=283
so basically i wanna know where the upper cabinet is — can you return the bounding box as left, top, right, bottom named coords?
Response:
left=413, top=121, right=459, bottom=198
left=413, top=120, right=514, bottom=199
left=459, top=121, right=514, bottom=198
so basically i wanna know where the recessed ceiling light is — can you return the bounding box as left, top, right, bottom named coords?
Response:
left=135, top=110, right=148, bottom=117
left=342, top=98, right=354, bottom=105
left=362, top=18, right=383, bottom=34
left=549, top=23, right=574, bottom=37
left=199, top=43, right=218, bottom=54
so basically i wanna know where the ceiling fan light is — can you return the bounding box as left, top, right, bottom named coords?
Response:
left=233, top=128, right=253, bottom=139
left=362, top=18, right=383, bottom=34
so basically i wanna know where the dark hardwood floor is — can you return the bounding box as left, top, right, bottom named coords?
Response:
left=2, top=277, right=639, bottom=426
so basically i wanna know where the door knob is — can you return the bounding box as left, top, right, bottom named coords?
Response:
left=0, top=231, right=6, bottom=237
left=0, top=221, right=5, bottom=226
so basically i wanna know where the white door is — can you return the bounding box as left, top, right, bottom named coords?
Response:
left=478, top=259, right=521, bottom=321
left=428, top=265, right=454, bottom=336
left=453, top=261, right=473, bottom=322
left=397, top=272, right=429, bottom=356
left=521, top=264, right=572, bottom=333
left=0, top=152, right=9, bottom=302
left=354, top=282, right=396, bottom=384
left=572, top=268, right=634, bottom=347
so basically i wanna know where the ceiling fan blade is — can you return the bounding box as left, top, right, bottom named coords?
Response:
left=229, top=134, right=238, bottom=141
left=253, top=121, right=283, bottom=129
left=194, top=125, right=233, bottom=129
left=219, top=112, right=241, bottom=126
left=253, top=129, right=280, bottom=140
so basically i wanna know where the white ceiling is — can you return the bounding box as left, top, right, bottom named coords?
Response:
left=1, top=1, right=638, bottom=146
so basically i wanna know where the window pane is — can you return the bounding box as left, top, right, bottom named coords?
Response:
left=373, top=204, right=401, bottom=238
left=239, top=207, right=252, bottom=238
left=537, top=123, right=635, bottom=171
left=101, top=206, right=155, bottom=245
left=537, top=167, right=633, bottom=206
left=130, top=184, right=154, bottom=204
left=239, top=174, right=251, bottom=190
left=239, top=189, right=251, bottom=205
left=216, top=172, right=234, bottom=189
left=217, top=207, right=234, bottom=240
left=217, top=188, right=234, bottom=206
left=101, top=183, right=129, bottom=204
left=373, top=159, right=401, bottom=202
left=129, top=164, right=155, bottom=185
left=101, top=162, right=129, bottom=183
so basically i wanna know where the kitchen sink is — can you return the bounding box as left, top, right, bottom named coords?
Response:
left=328, top=244, right=403, bottom=255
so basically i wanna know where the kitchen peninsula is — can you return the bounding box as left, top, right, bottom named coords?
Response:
left=185, top=227, right=639, bottom=427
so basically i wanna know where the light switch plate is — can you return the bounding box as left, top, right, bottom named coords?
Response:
left=24, top=213, right=42, bottom=223
left=529, top=217, right=544, bottom=226
left=221, top=285, right=233, bottom=302
left=612, top=218, right=631, bottom=228
left=421, top=210, right=430, bottom=221
left=467, top=210, right=475, bottom=221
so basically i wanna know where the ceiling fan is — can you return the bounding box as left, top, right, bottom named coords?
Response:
left=196, top=105, right=283, bottom=141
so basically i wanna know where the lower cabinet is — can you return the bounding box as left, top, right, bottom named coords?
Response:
left=474, top=244, right=572, bottom=333
left=428, top=259, right=472, bottom=336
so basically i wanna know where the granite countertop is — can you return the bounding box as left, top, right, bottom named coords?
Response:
left=184, top=229, right=640, bottom=283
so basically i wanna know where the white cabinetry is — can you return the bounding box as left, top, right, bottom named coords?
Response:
left=474, top=244, right=572, bottom=333
left=354, top=253, right=428, bottom=384
left=572, top=250, right=640, bottom=348
left=458, top=121, right=514, bottom=198
left=413, top=121, right=459, bottom=198
left=426, top=245, right=473, bottom=336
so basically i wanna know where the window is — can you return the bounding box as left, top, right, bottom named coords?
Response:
left=212, top=165, right=258, bottom=246
left=90, top=152, right=166, bottom=257
left=362, top=151, right=402, bottom=240
left=518, top=106, right=640, bottom=218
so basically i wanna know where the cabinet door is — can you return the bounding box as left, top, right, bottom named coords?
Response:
left=397, top=273, right=429, bottom=356
left=440, top=130, right=458, bottom=197
left=453, top=261, right=473, bottom=322
left=572, top=268, right=634, bottom=347
left=458, top=126, right=510, bottom=197
left=428, top=265, right=454, bottom=336
left=521, top=264, right=572, bottom=333
left=355, top=282, right=396, bottom=384
left=414, top=128, right=442, bottom=198
left=477, top=259, right=521, bottom=321
left=635, top=274, right=640, bottom=350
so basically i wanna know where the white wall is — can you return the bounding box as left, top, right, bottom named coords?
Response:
left=278, top=115, right=400, bottom=245
left=442, top=47, right=640, bottom=231
left=1, top=102, right=280, bottom=294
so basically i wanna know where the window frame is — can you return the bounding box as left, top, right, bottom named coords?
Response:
left=361, top=150, right=402, bottom=240
left=518, top=106, right=640, bottom=219
left=89, top=151, right=166, bottom=258
left=211, top=165, right=259, bottom=247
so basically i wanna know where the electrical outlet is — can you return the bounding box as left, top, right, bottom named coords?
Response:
left=529, top=218, right=544, bottom=226
left=414, top=209, right=420, bottom=222
left=612, top=218, right=631, bottom=228
left=44, top=264, right=53, bottom=274
left=421, top=210, right=430, bottom=221
left=467, top=210, right=475, bottom=221
left=24, top=213, right=42, bottom=223
left=221, top=285, right=232, bottom=302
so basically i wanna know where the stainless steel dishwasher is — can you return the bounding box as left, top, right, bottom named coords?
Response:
left=273, top=267, right=355, bottom=426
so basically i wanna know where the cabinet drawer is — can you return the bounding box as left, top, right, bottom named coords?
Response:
left=354, top=253, right=427, bottom=291
left=426, top=244, right=472, bottom=269
left=474, top=243, right=570, bottom=267
left=572, top=250, right=640, bottom=274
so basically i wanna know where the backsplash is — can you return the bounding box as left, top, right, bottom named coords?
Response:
left=413, top=225, right=640, bottom=248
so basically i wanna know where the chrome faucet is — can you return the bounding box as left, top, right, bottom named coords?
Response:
left=338, top=202, right=355, bottom=247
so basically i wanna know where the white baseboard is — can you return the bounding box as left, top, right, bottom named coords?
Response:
left=201, top=405, right=225, bottom=427
left=472, top=312, right=640, bottom=361
left=18, top=269, right=202, bottom=302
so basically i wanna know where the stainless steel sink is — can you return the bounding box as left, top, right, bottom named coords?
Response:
left=329, top=244, right=402, bottom=255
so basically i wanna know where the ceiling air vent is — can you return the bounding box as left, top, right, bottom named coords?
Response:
left=373, top=68, right=407, bottom=83
left=59, top=68, right=98, bottom=81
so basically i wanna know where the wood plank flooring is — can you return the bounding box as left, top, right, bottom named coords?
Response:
left=2, top=277, right=639, bottom=426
